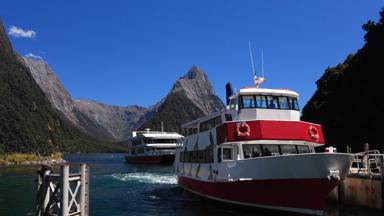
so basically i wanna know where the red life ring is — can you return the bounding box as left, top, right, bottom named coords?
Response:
left=308, top=125, right=319, bottom=140
left=236, top=122, right=250, bottom=137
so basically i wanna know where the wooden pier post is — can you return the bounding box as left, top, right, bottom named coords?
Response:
left=36, top=165, right=52, bottom=216
left=80, top=164, right=89, bottom=216
left=60, top=164, right=69, bottom=216
left=37, top=163, right=89, bottom=216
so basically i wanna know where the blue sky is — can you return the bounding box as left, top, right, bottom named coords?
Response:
left=1, top=0, right=382, bottom=107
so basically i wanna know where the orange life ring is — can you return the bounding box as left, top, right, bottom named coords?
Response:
left=308, top=125, right=319, bottom=140
left=236, top=122, right=250, bottom=137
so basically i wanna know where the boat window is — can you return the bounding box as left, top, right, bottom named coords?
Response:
left=280, top=145, right=298, bottom=155
left=222, top=147, right=234, bottom=161
left=132, top=139, right=141, bottom=146
left=131, top=149, right=136, bottom=155
left=199, top=116, right=222, bottom=132
left=138, top=148, right=144, bottom=154
left=231, top=98, right=239, bottom=110
left=187, top=128, right=198, bottom=135
left=157, top=147, right=176, bottom=151
left=206, top=149, right=214, bottom=163
left=266, top=96, right=279, bottom=109
left=225, top=114, right=232, bottom=121
left=262, top=145, right=280, bottom=156
left=145, top=139, right=178, bottom=144
left=297, top=145, right=310, bottom=154
left=288, top=97, right=300, bottom=111
left=180, top=149, right=214, bottom=163
left=241, top=95, right=256, bottom=108
left=229, top=99, right=235, bottom=110
left=198, top=150, right=205, bottom=163
left=279, top=97, right=290, bottom=110
left=243, top=144, right=262, bottom=159
left=255, top=95, right=268, bottom=108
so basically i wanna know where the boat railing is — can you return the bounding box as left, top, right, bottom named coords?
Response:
left=349, top=150, right=383, bottom=175
left=135, top=131, right=180, bottom=134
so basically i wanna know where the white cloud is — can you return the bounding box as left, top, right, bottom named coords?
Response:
left=25, top=53, right=43, bottom=60
left=8, top=25, right=36, bottom=38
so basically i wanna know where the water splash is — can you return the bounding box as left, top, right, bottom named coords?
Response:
left=111, top=172, right=177, bottom=185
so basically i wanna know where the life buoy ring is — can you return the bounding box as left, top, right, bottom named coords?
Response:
left=236, top=122, right=250, bottom=137
left=308, top=125, right=319, bottom=140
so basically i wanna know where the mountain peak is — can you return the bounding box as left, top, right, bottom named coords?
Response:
left=172, top=66, right=224, bottom=115
left=183, top=65, right=205, bottom=80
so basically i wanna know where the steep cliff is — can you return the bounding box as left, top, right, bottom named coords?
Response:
left=22, top=58, right=153, bottom=140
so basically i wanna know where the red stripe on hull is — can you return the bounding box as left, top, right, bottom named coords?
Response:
left=216, top=120, right=325, bottom=144
left=178, top=176, right=339, bottom=211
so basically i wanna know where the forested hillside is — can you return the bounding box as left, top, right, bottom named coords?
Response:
left=0, top=20, right=126, bottom=154
left=302, top=9, right=384, bottom=152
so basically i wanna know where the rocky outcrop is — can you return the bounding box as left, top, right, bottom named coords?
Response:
left=139, top=66, right=225, bottom=131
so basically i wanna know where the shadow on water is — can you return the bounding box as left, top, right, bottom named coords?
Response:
left=0, top=153, right=382, bottom=216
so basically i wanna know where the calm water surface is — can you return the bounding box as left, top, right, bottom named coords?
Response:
left=0, top=153, right=381, bottom=216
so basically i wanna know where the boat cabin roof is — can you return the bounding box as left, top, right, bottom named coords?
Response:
left=141, top=133, right=183, bottom=139
left=128, top=131, right=183, bottom=140
left=231, top=87, right=299, bottom=99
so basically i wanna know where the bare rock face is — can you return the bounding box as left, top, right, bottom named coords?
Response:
left=23, top=58, right=224, bottom=140
left=74, top=100, right=151, bottom=140
left=22, top=58, right=153, bottom=141
left=22, top=58, right=79, bottom=125
left=172, top=66, right=224, bottom=115
left=139, top=66, right=225, bottom=131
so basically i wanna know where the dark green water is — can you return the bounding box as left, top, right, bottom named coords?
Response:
left=0, top=153, right=381, bottom=216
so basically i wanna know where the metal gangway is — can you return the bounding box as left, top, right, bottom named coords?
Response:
left=349, top=149, right=384, bottom=175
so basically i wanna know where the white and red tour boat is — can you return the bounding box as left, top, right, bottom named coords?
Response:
left=174, top=76, right=352, bottom=215
left=125, top=129, right=183, bottom=164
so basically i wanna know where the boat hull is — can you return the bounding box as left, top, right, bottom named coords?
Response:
left=125, top=154, right=174, bottom=164
left=179, top=176, right=338, bottom=215
left=176, top=153, right=352, bottom=215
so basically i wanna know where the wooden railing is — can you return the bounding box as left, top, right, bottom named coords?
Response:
left=36, top=164, right=89, bottom=216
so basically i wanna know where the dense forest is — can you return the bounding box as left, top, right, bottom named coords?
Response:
left=0, top=20, right=127, bottom=155
left=302, top=9, right=384, bottom=152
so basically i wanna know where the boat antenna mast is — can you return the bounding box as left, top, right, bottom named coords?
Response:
left=248, top=41, right=264, bottom=88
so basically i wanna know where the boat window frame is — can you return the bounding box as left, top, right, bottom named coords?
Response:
left=241, top=95, right=256, bottom=109
left=241, top=144, right=313, bottom=159
left=221, top=146, right=235, bottom=161
left=238, top=94, right=300, bottom=111
left=199, top=115, right=222, bottom=133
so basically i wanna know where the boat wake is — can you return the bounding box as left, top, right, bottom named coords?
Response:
left=110, top=172, right=177, bottom=185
